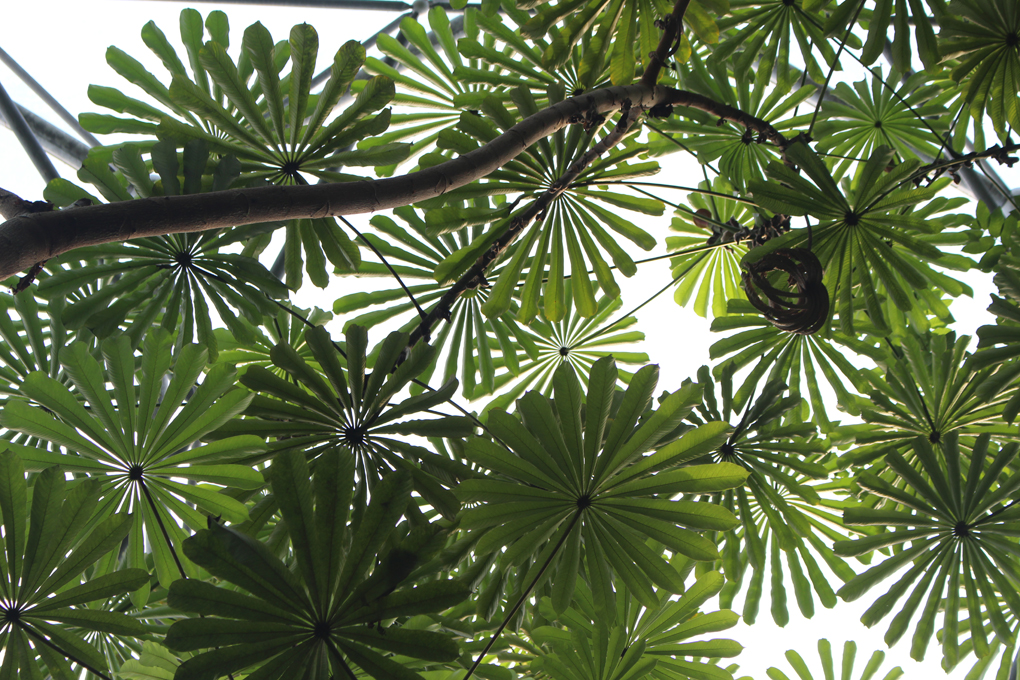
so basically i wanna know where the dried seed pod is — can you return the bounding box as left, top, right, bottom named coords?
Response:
left=742, top=247, right=829, bottom=335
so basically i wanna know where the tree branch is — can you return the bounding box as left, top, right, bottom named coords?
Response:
left=0, top=85, right=652, bottom=279
left=641, top=0, right=692, bottom=87
left=0, top=82, right=785, bottom=281
left=407, top=97, right=648, bottom=347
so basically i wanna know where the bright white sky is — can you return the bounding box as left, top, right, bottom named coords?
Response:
left=0, top=2, right=1012, bottom=679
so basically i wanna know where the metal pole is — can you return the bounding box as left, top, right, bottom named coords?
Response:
left=310, top=12, right=412, bottom=89
left=0, top=103, right=90, bottom=168
left=0, top=78, right=59, bottom=183
left=0, top=45, right=100, bottom=147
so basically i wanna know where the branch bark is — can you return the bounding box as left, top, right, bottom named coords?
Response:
left=641, top=0, right=691, bottom=87
left=407, top=100, right=647, bottom=346
left=0, top=85, right=653, bottom=280
left=0, top=84, right=786, bottom=281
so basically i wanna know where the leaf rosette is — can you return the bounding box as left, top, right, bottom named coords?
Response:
left=687, top=371, right=854, bottom=626
left=38, top=141, right=287, bottom=357
left=480, top=283, right=650, bottom=414
left=166, top=453, right=469, bottom=680
left=708, top=299, right=878, bottom=430
left=0, top=453, right=149, bottom=679
left=837, top=331, right=1020, bottom=471
left=527, top=570, right=742, bottom=680
left=835, top=434, right=1020, bottom=667
left=80, top=9, right=414, bottom=288
left=938, top=0, right=1020, bottom=141
left=217, top=324, right=476, bottom=520
left=458, top=357, right=746, bottom=616
left=0, top=330, right=265, bottom=589
left=666, top=178, right=755, bottom=320
left=813, top=68, right=953, bottom=181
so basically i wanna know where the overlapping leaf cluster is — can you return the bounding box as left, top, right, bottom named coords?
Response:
left=0, top=0, right=1018, bottom=679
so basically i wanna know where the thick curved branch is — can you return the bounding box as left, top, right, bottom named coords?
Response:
left=0, top=85, right=654, bottom=279
left=0, top=84, right=786, bottom=280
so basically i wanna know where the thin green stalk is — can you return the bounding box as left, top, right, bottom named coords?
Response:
left=138, top=478, right=188, bottom=580
left=20, top=621, right=113, bottom=680
left=573, top=180, right=760, bottom=206
left=462, top=510, right=583, bottom=680
left=807, top=0, right=867, bottom=137
left=573, top=254, right=708, bottom=347
left=337, top=214, right=428, bottom=323
left=643, top=121, right=722, bottom=175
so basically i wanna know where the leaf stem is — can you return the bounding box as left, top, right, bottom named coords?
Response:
left=807, top=0, right=866, bottom=137
left=337, top=215, right=428, bottom=324
left=138, top=478, right=188, bottom=580
left=572, top=254, right=707, bottom=347
left=19, top=622, right=113, bottom=680
left=325, top=638, right=359, bottom=680
left=627, top=185, right=745, bottom=233
left=572, top=180, right=759, bottom=205
left=642, top=120, right=721, bottom=175
left=462, top=510, right=583, bottom=680
left=980, top=496, right=1020, bottom=524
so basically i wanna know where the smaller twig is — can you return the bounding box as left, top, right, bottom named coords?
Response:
left=336, top=215, right=428, bottom=326
left=912, top=142, right=1020, bottom=187
left=20, top=622, right=113, bottom=680
left=641, top=0, right=692, bottom=87
left=670, top=90, right=789, bottom=151
left=138, top=478, right=188, bottom=580
left=461, top=511, right=583, bottom=680
left=11, top=260, right=45, bottom=294
left=862, top=141, right=1020, bottom=215
left=406, top=95, right=649, bottom=349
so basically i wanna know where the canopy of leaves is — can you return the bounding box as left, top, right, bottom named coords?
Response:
left=0, top=0, right=1016, bottom=679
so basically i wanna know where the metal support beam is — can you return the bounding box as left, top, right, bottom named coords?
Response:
left=0, top=79, right=59, bottom=183
left=0, top=101, right=89, bottom=169
left=0, top=45, right=100, bottom=147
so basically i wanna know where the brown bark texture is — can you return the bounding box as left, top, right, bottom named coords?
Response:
left=0, top=83, right=785, bottom=281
